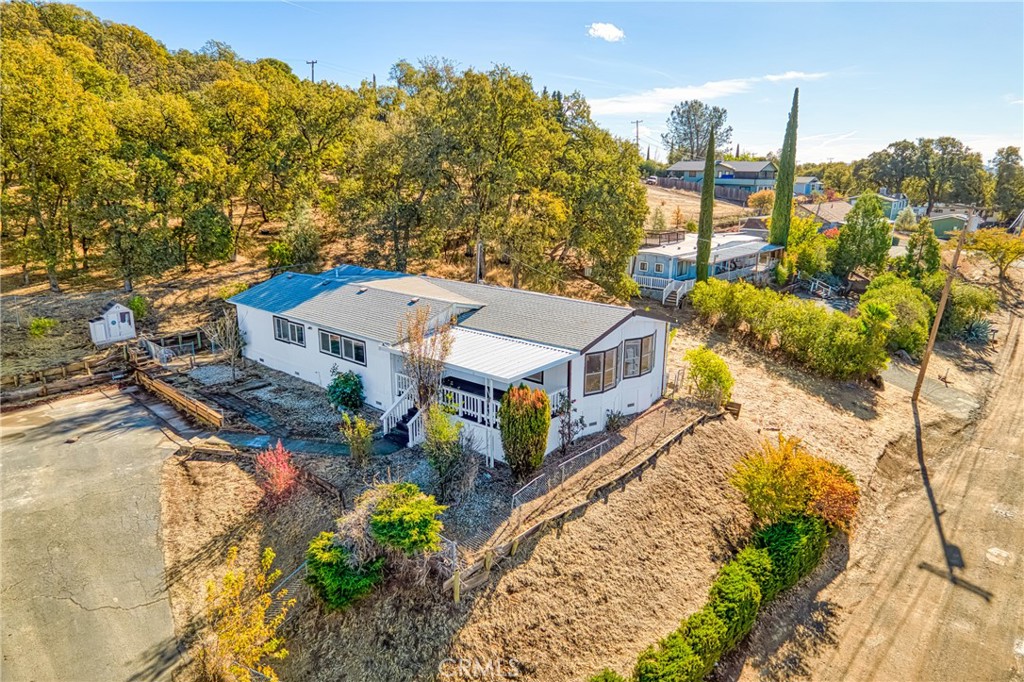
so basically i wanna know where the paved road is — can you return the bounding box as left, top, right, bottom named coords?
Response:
left=803, top=310, right=1024, bottom=679
left=1, top=390, right=181, bottom=682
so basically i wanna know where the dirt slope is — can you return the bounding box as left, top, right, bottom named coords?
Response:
left=445, top=419, right=761, bottom=680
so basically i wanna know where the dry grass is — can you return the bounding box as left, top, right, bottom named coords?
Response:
left=645, top=185, right=752, bottom=229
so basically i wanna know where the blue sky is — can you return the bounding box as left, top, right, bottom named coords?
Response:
left=80, top=2, right=1024, bottom=163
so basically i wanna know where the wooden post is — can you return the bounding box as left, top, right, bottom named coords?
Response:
left=453, top=571, right=461, bottom=603
left=484, top=550, right=493, bottom=573
left=913, top=208, right=972, bottom=403
left=510, top=538, right=520, bottom=557
left=39, top=374, right=47, bottom=396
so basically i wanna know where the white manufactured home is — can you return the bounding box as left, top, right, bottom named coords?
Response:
left=229, top=265, right=669, bottom=464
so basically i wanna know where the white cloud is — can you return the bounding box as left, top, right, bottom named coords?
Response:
left=587, top=22, right=625, bottom=43
left=589, top=71, right=829, bottom=116
left=763, top=71, right=828, bottom=83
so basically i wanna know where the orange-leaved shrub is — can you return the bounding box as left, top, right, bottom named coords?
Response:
left=731, top=433, right=860, bottom=532
left=256, top=440, right=299, bottom=505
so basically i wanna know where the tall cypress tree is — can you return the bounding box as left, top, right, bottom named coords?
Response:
left=696, top=128, right=716, bottom=283
left=769, top=88, right=799, bottom=246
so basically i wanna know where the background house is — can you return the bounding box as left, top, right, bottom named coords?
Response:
left=665, top=159, right=778, bottom=194
left=851, top=189, right=908, bottom=220
left=88, top=302, right=136, bottom=347
left=629, top=232, right=784, bottom=306
left=794, top=175, right=824, bottom=195
left=795, top=200, right=854, bottom=229
left=229, top=266, right=668, bottom=465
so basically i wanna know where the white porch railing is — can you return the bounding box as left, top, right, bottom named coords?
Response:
left=634, top=274, right=671, bottom=290
left=549, top=387, right=569, bottom=411
left=441, top=385, right=499, bottom=428
left=716, top=265, right=756, bottom=282
left=661, top=278, right=687, bottom=304
left=381, top=384, right=415, bottom=434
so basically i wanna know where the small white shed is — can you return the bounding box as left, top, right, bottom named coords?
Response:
left=88, top=302, right=137, bottom=347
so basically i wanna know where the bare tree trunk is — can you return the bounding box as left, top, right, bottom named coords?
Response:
left=124, top=277, right=133, bottom=293
left=46, top=264, right=60, bottom=293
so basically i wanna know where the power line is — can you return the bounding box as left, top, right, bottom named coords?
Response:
left=305, top=59, right=317, bottom=82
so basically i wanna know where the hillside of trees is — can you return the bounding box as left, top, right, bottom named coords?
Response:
left=0, top=1, right=648, bottom=297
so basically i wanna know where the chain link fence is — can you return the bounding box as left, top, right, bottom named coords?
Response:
left=511, top=438, right=612, bottom=509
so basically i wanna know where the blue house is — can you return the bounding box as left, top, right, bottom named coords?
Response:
left=629, top=232, right=784, bottom=307
left=851, top=190, right=908, bottom=221
left=665, top=159, right=778, bottom=194
left=794, top=176, right=825, bottom=196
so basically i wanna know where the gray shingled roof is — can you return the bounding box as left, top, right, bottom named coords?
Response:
left=232, top=268, right=637, bottom=351
left=667, top=159, right=776, bottom=173
left=423, top=277, right=634, bottom=351
left=230, top=273, right=454, bottom=344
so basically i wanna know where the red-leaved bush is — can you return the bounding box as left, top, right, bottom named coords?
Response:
left=255, top=440, right=299, bottom=505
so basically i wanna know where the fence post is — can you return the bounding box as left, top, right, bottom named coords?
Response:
left=453, top=571, right=461, bottom=603
left=510, top=538, right=520, bottom=557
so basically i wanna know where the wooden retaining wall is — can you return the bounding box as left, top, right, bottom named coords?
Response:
left=443, top=411, right=726, bottom=600
left=135, top=371, right=224, bottom=429
left=0, top=350, right=123, bottom=390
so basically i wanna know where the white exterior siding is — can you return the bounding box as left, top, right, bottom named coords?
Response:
left=570, top=315, right=667, bottom=437
left=235, top=304, right=395, bottom=409
left=89, top=303, right=137, bottom=347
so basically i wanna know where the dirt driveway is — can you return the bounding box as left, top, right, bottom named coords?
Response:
left=735, top=307, right=1024, bottom=680
left=1, top=390, right=181, bottom=682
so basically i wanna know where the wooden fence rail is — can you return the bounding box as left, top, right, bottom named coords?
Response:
left=0, top=350, right=123, bottom=389
left=135, top=371, right=224, bottom=429
left=443, top=411, right=726, bottom=600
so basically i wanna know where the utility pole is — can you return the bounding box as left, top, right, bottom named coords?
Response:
left=306, top=60, right=317, bottom=82
left=631, top=120, right=642, bottom=150
left=913, top=207, right=974, bottom=402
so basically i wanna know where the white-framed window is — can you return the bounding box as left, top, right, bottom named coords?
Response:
left=623, top=334, right=655, bottom=379
left=654, top=262, right=665, bottom=274
left=523, top=371, right=544, bottom=384
left=584, top=345, right=620, bottom=395
left=320, top=329, right=366, bottom=365
left=638, top=261, right=649, bottom=272
left=274, top=316, right=305, bottom=346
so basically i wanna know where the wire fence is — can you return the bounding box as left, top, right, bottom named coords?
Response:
left=511, top=438, right=612, bottom=509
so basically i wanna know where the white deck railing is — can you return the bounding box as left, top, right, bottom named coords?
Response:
left=441, top=385, right=499, bottom=428
left=634, top=274, right=671, bottom=290
left=716, top=265, right=756, bottom=282
left=407, top=410, right=425, bottom=446
left=548, top=387, right=569, bottom=411
left=661, top=278, right=687, bottom=304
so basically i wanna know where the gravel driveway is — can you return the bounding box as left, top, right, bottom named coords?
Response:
left=1, top=390, right=181, bottom=681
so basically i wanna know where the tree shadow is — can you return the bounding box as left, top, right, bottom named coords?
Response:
left=713, top=534, right=851, bottom=682
left=125, top=635, right=186, bottom=682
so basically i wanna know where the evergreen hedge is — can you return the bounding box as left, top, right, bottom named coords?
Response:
left=304, top=531, right=384, bottom=611
left=598, top=515, right=831, bottom=682
left=498, top=384, right=551, bottom=481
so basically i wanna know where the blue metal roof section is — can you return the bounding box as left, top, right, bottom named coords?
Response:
left=320, top=264, right=409, bottom=284
left=227, top=272, right=347, bottom=313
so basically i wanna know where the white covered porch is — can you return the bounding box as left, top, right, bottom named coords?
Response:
left=381, top=327, right=575, bottom=464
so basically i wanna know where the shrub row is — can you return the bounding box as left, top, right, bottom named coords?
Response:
left=689, top=279, right=891, bottom=380
left=860, top=273, right=935, bottom=357
left=618, top=516, right=830, bottom=682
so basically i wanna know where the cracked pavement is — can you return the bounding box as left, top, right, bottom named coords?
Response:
left=2, top=390, right=182, bottom=681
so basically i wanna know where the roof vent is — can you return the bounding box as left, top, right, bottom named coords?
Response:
left=286, top=274, right=294, bottom=279
left=319, top=280, right=330, bottom=286
left=409, top=297, right=420, bottom=305
left=357, top=286, right=368, bottom=294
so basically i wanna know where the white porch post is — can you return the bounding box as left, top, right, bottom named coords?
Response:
left=485, top=378, right=494, bottom=428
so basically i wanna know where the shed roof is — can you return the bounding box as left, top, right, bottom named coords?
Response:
left=797, top=200, right=854, bottom=225
left=666, top=159, right=775, bottom=173
left=637, top=233, right=780, bottom=260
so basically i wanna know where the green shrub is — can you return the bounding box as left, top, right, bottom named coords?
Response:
left=339, top=413, right=374, bottom=467
left=218, top=281, right=249, bottom=300
left=266, top=240, right=293, bottom=270
left=681, top=605, right=728, bottom=676
left=326, top=369, right=364, bottom=411
left=861, top=273, right=934, bottom=357
left=589, top=669, right=628, bottom=682
left=690, top=280, right=890, bottom=380
left=498, top=384, right=551, bottom=481
left=754, top=516, right=829, bottom=597
left=368, top=483, right=445, bottom=555
left=918, top=272, right=997, bottom=338
left=683, top=345, right=734, bottom=404
left=732, top=546, right=777, bottom=602
left=27, top=317, right=58, bottom=338
left=708, top=561, right=763, bottom=649
left=126, top=295, right=148, bottom=320
left=305, top=531, right=384, bottom=611
left=633, top=636, right=704, bottom=682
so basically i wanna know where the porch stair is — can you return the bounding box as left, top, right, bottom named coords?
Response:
left=384, top=407, right=418, bottom=447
